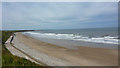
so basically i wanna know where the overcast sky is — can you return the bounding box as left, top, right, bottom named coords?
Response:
left=2, top=2, right=118, bottom=30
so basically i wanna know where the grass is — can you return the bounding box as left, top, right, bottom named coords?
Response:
left=1, top=31, right=48, bottom=68
left=0, top=41, right=1, bottom=67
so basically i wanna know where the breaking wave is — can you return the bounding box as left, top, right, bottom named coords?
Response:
left=23, top=32, right=119, bottom=45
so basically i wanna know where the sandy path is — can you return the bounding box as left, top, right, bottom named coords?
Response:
left=13, top=32, right=118, bottom=66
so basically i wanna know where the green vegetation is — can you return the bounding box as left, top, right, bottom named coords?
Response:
left=0, top=31, right=2, bottom=68
left=2, top=31, right=41, bottom=67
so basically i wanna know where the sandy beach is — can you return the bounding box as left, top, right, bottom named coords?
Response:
left=12, top=32, right=118, bottom=66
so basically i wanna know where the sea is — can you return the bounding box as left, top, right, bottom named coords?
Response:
left=22, top=27, right=119, bottom=49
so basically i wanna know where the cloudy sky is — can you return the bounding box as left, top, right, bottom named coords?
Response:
left=2, top=2, right=118, bottom=30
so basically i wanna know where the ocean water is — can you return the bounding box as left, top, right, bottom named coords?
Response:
left=22, top=27, right=119, bottom=49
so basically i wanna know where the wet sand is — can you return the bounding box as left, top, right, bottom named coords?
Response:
left=14, top=32, right=118, bottom=66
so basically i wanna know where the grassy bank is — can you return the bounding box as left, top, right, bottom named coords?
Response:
left=2, top=31, right=41, bottom=67
left=0, top=31, right=2, bottom=67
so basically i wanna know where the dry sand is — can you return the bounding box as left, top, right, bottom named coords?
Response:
left=13, top=32, right=118, bottom=66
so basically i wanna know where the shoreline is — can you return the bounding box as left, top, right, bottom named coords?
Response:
left=22, top=32, right=118, bottom=50
left=13, top=32, right=118, bottom=66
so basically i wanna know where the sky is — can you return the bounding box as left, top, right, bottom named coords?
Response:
left=2, top=2, right=118, bottom=30
left=0, top=3, right=1, bottom=30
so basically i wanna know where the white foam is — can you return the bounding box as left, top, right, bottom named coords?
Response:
left=23, top=32, right=119, bottom=45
